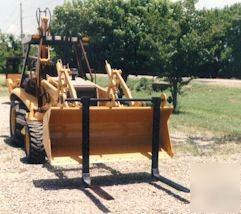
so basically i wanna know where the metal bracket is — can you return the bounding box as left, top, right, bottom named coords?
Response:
left=82, top=173, right=91, bottom=187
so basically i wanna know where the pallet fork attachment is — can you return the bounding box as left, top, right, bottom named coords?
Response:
left=66, top=97, right=190, bottom=193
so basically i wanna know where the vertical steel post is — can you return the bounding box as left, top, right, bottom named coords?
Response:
left=20, top=43, right=31, bottom=87
left=82, top=97, right=91, bottom=187
left=151, top=97, right=161, bottom=177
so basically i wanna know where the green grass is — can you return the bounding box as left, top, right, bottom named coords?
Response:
left=170, top=83, right=241, bottom=138
left=94, top=75, right=109, bottom=87
left=127, top=78, right=241, bottom=155
left=95, top=75, right=241, bottom=138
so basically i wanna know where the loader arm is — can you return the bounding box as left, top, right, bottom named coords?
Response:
left=105, top=61, right=135, bottom=106
left=41, top=79, right=58, bottom=106
left=56, top=60, right=77, bottom=105
left=41, top=60, right=78, bottom=107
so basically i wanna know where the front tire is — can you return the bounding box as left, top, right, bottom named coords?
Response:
left=10, top=100, right=26, bottom=146
left=24, top=121, right=45, bottom=164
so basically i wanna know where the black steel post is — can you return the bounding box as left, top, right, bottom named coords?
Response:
left=20, top=43, right=31, bottom=87
left=82, top=97, right=91, bottom=187
left=151, top=97, right=161, bottom=176
left=151, top=97, right=190, bottom=193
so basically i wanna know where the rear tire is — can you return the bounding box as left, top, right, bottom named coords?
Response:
left=10, top=100, right=27, bottom=147
left=24, top=121, right=46, bottom=164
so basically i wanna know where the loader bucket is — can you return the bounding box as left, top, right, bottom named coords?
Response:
left=43, top=106, right=174, bottom=165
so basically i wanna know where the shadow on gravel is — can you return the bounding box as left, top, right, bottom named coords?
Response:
left=1, top=135, right=18, bottom=148
left=93, top=163, right=122, bottom=175
left=20, top=157, right=28, bottom=164
left=33, top=174, right=110, bottom=212
left=82, top=188, right=111, bottom=213
left=2, top=135, right=24, bottom=149
left=0, top=135, right=10, bottom=139
left=149, top=182, right=190, bottom=204
left=1, top=101, right=11, bottom=105
left=33, top=163, right=189, bottom=212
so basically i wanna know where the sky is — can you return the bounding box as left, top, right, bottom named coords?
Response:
left=0, top=0, right=65, bottom=36
left=195, top=0, right=241, bottom=9
left=0, top=0, right=241, bottom=36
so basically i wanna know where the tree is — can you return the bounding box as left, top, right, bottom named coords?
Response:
left=52, top=0, right=200, bottom=112
left=222, top=4, right=241, bottom=78
left=0, top=32, right=21, bottom=73
left=51, top=0, right=241, bottom=112
left=142, top=0, right=202, bottom=112
left=52, top=0, right=160, bottom=73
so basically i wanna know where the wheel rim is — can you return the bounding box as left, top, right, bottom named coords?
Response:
left=25, top=127, right=30, bottom=156
left=10, top=106, right=16, bottom=135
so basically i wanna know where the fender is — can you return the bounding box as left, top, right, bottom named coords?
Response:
left=10, top=88, right=38, bottom=111
left=6, top=74, right=21, bottom=93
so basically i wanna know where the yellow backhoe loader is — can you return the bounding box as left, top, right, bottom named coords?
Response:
left=7, top=8, right=189, bottom=193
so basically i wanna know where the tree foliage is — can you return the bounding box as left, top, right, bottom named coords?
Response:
left=51, top=0, right=241, bottom=111
left=0, top=32, right=21, bottom=73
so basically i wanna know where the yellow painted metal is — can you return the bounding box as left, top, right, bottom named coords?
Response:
left=10, top=88, right=38, bottom=111
left=41, top=79, right=59, bottom=105
left=105, top=61, right=136, bottom=107
left=10, top=106, right=16, bottom=135
left=56, top=60, right=78, bottom=107
left=6, top=74, right=21, bottom=93
left=48, top=152, right=170, bottom=166
left=43, top=106, right=173, bottom=165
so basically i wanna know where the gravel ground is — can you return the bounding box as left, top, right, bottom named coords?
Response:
left=0, top=96, right=240, bottom=214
